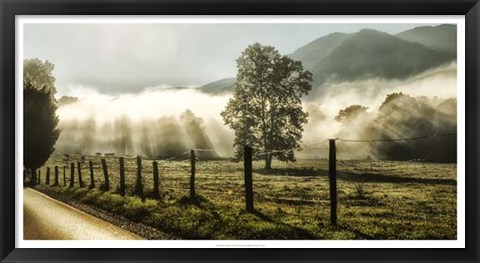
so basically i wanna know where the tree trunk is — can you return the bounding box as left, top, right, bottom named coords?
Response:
left=265, top=153, right=272, bottom=170
left=31, top=168, right=37, bottom=185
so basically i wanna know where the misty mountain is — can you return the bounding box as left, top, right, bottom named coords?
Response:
left=200, top=25, right=456, bottom=95
left=288, top=32, right=353, bottom=70
left=396, top=24, right=456, bottom=54
left=310, top=29, right=455, bottom=87
left=200, top=78, right=236, bottom=94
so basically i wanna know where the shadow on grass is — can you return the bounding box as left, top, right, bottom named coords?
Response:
left=336, top=224, right=377, bottom=239
left=250, top=209, right=318, bottom=239
left=251, top=210, right=275, bottom=223
left=257, top=196, right=318, bottom=206
left=256, top=168, right=326, bottom=177
left=255, top=167, right=455, bottom=186
left=337, top=172, right=456, bottom=186
left=177, top=194, right=213, bottom=209
left=144, top=190, right=161, bottom=200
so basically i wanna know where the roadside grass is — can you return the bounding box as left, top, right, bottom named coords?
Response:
left=31, top=152, right=457, bottom=240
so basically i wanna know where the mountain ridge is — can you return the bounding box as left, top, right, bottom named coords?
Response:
left=310, top=29, right=455, bottom=87
left=396, top=24, right=456, bottom=54
left=199, top=24, right=457, bottom=95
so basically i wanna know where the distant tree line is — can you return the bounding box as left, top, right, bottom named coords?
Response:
left=334, top=92, right=456, bottom=162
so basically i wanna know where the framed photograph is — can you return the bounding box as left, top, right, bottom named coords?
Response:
left=1, top=0, right=479, bottom=262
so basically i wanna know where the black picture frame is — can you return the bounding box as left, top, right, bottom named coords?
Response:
left=1, top=0, right=479, bottom=262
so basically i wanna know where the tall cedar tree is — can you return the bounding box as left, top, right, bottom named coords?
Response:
left=221, top=43, right=312, bottom=169
left=24, top=80, right=60, bottom=184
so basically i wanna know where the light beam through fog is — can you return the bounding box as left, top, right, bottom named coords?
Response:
left=56, top=63, right=457, bottom=161
left=56, top=88, right=235, bottom=158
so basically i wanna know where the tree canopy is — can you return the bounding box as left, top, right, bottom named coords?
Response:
left=221, top=43, right=312, bottom=169
left=334, top=105, right=368, bottom=124
left=23, top=58, right=56, bottom=94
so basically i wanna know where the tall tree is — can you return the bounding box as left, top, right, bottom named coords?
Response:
left=23, top=59, right=60, bottom=184
left=221, top=43, right=312, bottom=169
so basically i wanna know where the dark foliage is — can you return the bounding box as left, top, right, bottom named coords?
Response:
left=24, top=80, right=61, bottom=174
left=335, top=105, right=368, bottom=124
left=373, top=93, right=456, bottom=162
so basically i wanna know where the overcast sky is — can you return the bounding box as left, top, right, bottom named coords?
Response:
left=24, top=23, right=438, bottom=96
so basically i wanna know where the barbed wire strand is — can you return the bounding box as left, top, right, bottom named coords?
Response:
left=336, top=133, right=456, bottom=143
left=302, top=140, right=329, bottom=149
left=163, top=150, right=191, bottom=161
left=193, top=149, right=217, bottom=152
left=301, top=147, right=330, bottom=151
left=66, top=133, right=456, bottom=162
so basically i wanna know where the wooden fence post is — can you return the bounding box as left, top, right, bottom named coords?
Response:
left=28, top=170, right=33, bottom=185
left=89, top=161, right=95, bottom=189
left=329, top=139, right=338, bottom=226
left=152, top=161, right=160, bottom=198
left=119, top=157, right=126, bottom=196
left=54, top=166, right=59, bottom=186
left=63, top=165, right=66, bottom=186
left=32, top=169, right=38, bottom=185
left=25, top=169, right=30, bottom=181
left=69, top=163, right=75, bottom=188
left=244, top=146, right=254, bottom=212
left=46, top=167, right=50, bottom=185
left=134, top=156, right=145, bottom=201
left=190, top=150, right=196, bottom=199
left=77, top=162, right=84, bottom=187
left=101, top=159, right=110, bottom=191
left=30, top=169, right=38, bottom=185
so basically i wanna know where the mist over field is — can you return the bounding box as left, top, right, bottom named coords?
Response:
left=301, top=62, right=457, bottom=160
left=56, top=88, right=234, bottom=158
left=55, top=62, right=457, bottom=162
left=29, top=24, right=457, bottom=162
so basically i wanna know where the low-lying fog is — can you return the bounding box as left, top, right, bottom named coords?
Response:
left=56, top=62, right=457, bottom=162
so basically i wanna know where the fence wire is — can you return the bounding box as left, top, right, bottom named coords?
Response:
left=335, top=133, right=456, bottom=143
left=164, top=151, right=191, bottom=161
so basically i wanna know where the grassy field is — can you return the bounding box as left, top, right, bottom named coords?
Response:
left=30, top=151, right=457, bottom=240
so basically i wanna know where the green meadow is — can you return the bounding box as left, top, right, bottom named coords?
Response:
left=32, top=152, right=457, bottom=240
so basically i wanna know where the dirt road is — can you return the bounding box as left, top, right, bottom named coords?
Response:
left=23, top=188, right=143, bottom=240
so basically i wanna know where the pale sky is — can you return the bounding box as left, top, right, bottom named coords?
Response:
left=24, top=23, right=438, bottom=96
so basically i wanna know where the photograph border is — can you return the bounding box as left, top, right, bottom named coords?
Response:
left=16, top=15, right=467, bottom=250
left=1, top=0, right=479, bottom=262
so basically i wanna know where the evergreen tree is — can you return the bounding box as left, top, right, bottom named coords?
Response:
left=23, top=59, right=60, bottom=184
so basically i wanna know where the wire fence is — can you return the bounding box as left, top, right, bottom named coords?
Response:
left=336, top=133, right=456, bottom=143
left=26, top=132, right=458, bottom=226
left=245, top=133, right=458, bottom=156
